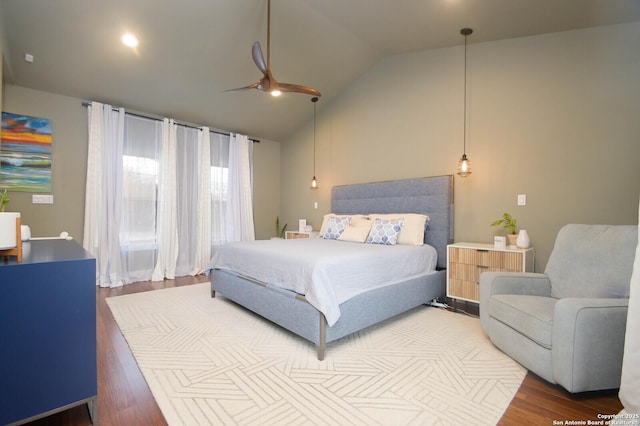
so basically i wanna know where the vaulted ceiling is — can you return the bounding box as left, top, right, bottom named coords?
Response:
left=2, top=0, right=639, bottom=141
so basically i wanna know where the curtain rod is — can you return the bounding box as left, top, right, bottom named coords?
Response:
left=81, top=102, right=259, bottom=143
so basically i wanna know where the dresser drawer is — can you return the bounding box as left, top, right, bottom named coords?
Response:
left=446, top=243, right=535, bottom=303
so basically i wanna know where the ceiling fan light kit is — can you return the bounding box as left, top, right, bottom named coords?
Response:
left=227, top=0, right=321, bottom=98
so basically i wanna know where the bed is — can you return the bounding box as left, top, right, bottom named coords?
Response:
left=207, top=175, right=454, bottom=360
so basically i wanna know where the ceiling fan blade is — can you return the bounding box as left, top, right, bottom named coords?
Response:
left=223, top=82, right=260, bottom=92
left=227, top=0, right=320, bottom=98
left=225, top=74, right=274, bottom=93
left=252, top=42, right=269, bottom=76
left=277, top=82, right=321, bottom=97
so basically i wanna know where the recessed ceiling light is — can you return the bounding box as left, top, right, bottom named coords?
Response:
left=121, top=33, right=139, bottom=48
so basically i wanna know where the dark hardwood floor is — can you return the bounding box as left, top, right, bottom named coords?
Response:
left=27, top=276, right=622, bottom=425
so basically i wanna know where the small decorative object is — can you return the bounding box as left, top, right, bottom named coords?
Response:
left=304, top=224, right=313, bottom=232
left=491, top=212, right=518, bottom=248
left=299, top=219, right=307, bottom=232
left=21, top=225, right=31, bottom=241
left=494, top=235, right=506, bottom=249
left=517, top=229, right=530, bottom=249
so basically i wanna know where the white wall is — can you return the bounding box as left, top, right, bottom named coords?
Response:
left=281, top=23, right=640, bottom=270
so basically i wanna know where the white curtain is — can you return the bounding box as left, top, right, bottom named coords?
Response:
left=120, top=115, right=162, bottom=282
left=191, top=127, right=212, bottom=275
left=226, top=133, right=255, bottom=242
left=84, top=103, right=255, bottom=284
left=619, top=197, right=640, bottom=420
left=210, top=133, right=230, bottom=247
left=152, top=119, right=179, bottom=281
left=83, top=102, right=126, bottom=287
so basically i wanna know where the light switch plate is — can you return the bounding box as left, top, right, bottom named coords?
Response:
left=32, top=194, right=54, bottom=204
left=517, top=194, right=527, bottom=206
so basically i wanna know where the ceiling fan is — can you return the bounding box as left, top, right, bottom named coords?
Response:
left=226, top=0, right=321, bottom=97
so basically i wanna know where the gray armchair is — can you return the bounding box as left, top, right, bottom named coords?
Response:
left=480, top=224, right=637, bottom=393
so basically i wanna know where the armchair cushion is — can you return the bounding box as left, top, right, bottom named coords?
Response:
left=479, top=272, right=551, bottom=333
left=490, top=295, right=556, bottom=349
left=552, top=298, right=629, bottom=392
left=546, top=224, right=637, bottom=299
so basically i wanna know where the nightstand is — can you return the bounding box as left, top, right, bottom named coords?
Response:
left=285, top=230, right=319, bottom=239
left=447, top=242, right=535, bottom=304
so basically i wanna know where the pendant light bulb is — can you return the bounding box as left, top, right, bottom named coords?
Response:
left=310, top=96, right=319, bottom=190
left=457, top=154, right=471, bottom=177
left=457, top=27, right=473, bottom=178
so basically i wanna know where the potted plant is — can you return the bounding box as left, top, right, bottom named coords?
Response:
left=0, top=189, right=9, bottom=212
left=0, top=189, right=21, bottom=250
left=491, top=213, right=518, bottom=247
left=273, top=216, right=287, bottom=239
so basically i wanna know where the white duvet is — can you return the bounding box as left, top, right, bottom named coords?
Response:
left=207, top=238, right=437, bottom=326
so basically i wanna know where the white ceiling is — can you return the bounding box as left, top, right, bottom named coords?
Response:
left=2, top=0, right=639, bottom=141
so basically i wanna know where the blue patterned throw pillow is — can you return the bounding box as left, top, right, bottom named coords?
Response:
left=366, top=218, right=405, bottom=245
left=322, top=216, right=351, bottom=240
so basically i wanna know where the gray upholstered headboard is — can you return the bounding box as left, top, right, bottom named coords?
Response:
left=331, top=175, right=454, bottom=270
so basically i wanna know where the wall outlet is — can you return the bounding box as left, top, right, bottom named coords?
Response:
left=32, top=194, right=54, bottom=204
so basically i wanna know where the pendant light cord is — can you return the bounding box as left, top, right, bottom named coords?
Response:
left=313, top=101, right=316, bottom=175
left=312, top=96, right=318, bottom=176
left=463, top=31, right=468, bottom=156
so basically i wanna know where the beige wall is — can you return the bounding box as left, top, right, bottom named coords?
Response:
left=252, top=138, right=281, bottom=239
left=0, top=2, right=5, bottom=111
left=280, top=23, right=640, bottom=271
left=2, top=84, right=281, bottom=241
left=3, top=85, right=87, bottom=239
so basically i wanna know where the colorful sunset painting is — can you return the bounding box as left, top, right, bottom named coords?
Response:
left=1, top=112, right=52, bottom=192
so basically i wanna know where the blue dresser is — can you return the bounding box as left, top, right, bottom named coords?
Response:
left=0, top=240, right=97, bottom=425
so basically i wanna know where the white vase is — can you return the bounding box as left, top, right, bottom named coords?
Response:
left=0, top=212, right=21, bottom=250
left=517, top=229, right=530, bottom=249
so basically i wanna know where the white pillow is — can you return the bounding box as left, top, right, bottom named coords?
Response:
left=319, top=214, right=368, bottom=236
left=369, top=213, right=429, bottom=246
left=338, top=220, right=373, bottom=243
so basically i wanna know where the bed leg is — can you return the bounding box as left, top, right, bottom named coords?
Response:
left=211, top=290, right=216, bottom=298
left=317, top=314, right=326, bottom=361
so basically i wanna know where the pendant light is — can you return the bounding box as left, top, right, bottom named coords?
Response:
left=310, top=96, right=319, bottom=190
left=457, top=28, right=473, bottom=178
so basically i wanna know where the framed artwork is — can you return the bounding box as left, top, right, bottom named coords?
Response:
left=0, top=112, right=52, bottom=192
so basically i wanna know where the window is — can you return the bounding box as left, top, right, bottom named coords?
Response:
left=121, top=115, right=161, bottom=249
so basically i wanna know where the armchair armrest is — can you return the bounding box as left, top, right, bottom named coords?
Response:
left=479, top=272, right=551, bottom=332
left=552, top=298, right=629, bottom=393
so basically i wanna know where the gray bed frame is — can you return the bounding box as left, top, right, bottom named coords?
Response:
left=211, top=175, right=454, bottom=360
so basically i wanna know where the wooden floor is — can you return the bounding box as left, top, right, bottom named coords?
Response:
left=27, top=276, right=622, bottom=425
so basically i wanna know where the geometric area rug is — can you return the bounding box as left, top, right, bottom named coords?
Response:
left=106, top=283, right=526, bottom=425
